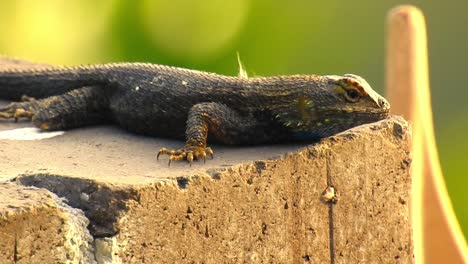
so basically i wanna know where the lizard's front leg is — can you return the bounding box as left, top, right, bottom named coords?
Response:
left=0, top=86, right=108, bottom=130
left=157, top=102, right=267, bottom=166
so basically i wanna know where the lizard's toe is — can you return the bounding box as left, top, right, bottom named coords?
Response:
left=20, top=95, right=37, bottom=103
left=157, top=146, right=214, bottom=166
left=0, top=102, right=35, bottom=122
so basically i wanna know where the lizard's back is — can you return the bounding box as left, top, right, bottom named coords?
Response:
left=0, top=62, right=314, bottom=138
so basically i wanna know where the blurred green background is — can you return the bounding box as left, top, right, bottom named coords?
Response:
left=0, top=1, right=466, bottom=238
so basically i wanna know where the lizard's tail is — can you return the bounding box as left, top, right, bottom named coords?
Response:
left=0, top=57, right=105, bottom=100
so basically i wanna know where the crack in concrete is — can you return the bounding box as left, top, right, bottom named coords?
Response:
left=328, top=204, right=335, bottom=264
left=13, top=235, right=18, bottom=263
left=326, top=153, right=335, bottom=264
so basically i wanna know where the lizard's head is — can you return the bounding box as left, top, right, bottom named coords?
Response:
left=285, top=74, right=390, bottom=140
left=324, top=74, right=390, bottom=116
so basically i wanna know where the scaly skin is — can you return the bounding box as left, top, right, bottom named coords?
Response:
left=0, top=58, right=390, bottom=165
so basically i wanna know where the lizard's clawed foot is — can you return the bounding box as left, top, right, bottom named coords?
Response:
left=0, top=102, right=35, bottom=122
left=157, top=145, right=214, bottom=166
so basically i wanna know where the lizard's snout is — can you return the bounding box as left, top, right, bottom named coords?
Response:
left=378, top=97, right=390, bottom=111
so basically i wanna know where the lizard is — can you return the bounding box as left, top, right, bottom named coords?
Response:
left=0, top=58, right=390, bottom=165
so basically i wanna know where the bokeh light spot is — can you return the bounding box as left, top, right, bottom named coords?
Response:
left=0, top=0, right=117, bottom=64
left=141, top=0, right=249, bottom=60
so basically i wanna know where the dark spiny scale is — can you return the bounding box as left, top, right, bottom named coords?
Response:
left=0, top=58, right=390, bottom=164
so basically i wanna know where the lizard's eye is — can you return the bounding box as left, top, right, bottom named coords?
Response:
left=344, top=88, right=361, bottom=102
left=334, top=77, right=366, bottom=103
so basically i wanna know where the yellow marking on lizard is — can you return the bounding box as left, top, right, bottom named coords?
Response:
left=297, top=97, right=317, bottom=123
left=39, top=123, right=50, bottom=130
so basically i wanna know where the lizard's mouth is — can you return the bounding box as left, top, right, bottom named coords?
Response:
left=348, top=109, right=390, bottom=122
left=320, top=107, right=390, bottom=121
left=300, top=109, right=389, bottom=132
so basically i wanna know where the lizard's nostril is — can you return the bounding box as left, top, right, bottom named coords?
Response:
left=378, top=98, right=384, bottom=107
left=378, top=97, right=390, bottom=110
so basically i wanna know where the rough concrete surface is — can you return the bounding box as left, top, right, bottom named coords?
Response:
left=0, top=113, right=413, bottom=263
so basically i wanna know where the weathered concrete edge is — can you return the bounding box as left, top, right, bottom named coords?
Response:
left=0, top=182, right=95, bottom=263
left=7, top=115, right=412, bottom=263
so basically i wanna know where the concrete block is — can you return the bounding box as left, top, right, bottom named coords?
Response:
left=1, top=114, right=413, bottom=263
left=0, top=182, right=94, bottom=263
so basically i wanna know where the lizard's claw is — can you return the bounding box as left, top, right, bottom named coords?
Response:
left=157, top=146, right=214, bottom=166
left=0, top=102, right=35, bottom=122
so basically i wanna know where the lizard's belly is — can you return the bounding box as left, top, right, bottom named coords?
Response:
left=108, top=94, right=188, bottom=139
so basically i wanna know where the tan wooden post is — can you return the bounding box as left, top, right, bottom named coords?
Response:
left=386, top=5, right=468, bottom=264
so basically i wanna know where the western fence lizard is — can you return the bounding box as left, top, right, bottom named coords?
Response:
left=0, top=59, right=390, bottom=164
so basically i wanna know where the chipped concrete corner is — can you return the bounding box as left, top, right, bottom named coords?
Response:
left=0, top=182, right=95, bottom=263
left=0, top=116, right=413, bottom=263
